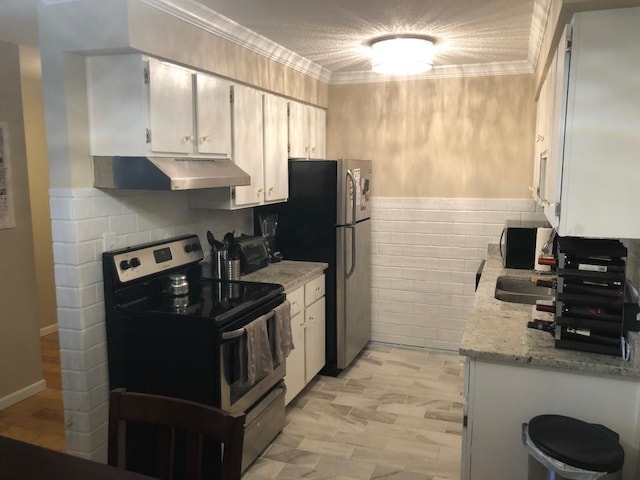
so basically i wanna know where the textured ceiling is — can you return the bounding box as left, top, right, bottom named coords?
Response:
left=0, top=0, right=547, bottom=82
left=196, top=0, right=542, bottom=75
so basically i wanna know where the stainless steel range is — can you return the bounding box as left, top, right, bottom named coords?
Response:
left=102, top=234, right=286, bottom=474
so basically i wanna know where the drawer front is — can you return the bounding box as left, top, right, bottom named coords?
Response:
left=304, top=274, right=325, bottom=306
left=287, top=286, right=304, bottom=318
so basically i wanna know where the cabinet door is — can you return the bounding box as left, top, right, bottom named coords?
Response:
left=195, top=74, right=232, bottom=157
left=309, top=106, right=326, bottom=159
left=304, top=298, right=326, bottom=383
left=232, top=85, right=264, bottom=206
left=532, top=71, right=551, bottom=204
left=285, top=312, right=306, bottom=405
left=544, top=30, right=570, bottom=229
left=148, top=59, right=194, bottom=154
left=288, top=101, right=309, bottom=158
left=304, top=274, right=325, bottom=307
left=263, top=94, right=289, bottom=203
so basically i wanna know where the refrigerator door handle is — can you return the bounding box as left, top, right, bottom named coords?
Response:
left=346, top=225, right=357, bottom=278
left=346, top=169, right=357, bottom=226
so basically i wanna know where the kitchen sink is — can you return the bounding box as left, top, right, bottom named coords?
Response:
left=494, top=276, right=554, bottom=305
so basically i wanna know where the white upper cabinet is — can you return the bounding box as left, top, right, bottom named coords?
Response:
left=263, top=93, right=289, bottom=203
left=232, top=84, right=264, bottom=207
left=147, top=60, right=194, bottom=154
left=190, top=88, right=292, bottom=210
left=87, top=54, right=231, bottom=158
left=288, top=101, right=326, bottom=159
left=536, top=8, right=640, bottom=238
left=195, top=74, right=232, bottom=157
left=309, top=106, right=326, bottom=159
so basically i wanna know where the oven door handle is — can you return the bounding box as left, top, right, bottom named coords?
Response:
left=221, top=310, right=276, bottom=341
left=222, top=327, right=246, bottom=341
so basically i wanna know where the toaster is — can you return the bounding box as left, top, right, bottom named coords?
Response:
left=234, top=236, right=270, bottom=274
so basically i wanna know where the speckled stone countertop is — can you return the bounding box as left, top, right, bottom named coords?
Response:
left=460, top=245, right=640, bottom=378
left=237, top=260, right=327, bottom=293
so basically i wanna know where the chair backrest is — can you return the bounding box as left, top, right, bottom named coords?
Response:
left=108, top=388, right=245, bottom=480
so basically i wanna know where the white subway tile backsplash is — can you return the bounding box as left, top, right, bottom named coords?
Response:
left=378, top=198, right=404, bottom=209
left=52, top=220, right=78, bottom=242
left=56, top=285, right=98, bottom=309
left=53, top=241, right=97, bottom=266
left=122, top=231, right=150, bottom=248
left=521, top=212, right=549, bottom=223
left=50, top=187, right=256, bottom=459
left=108, top=214, right=138, bottom=234
left=50, top=197, right=74, bottom=220
left=371, top=197, right=540, bottom=352
left=93, top=196, right=124, bottom=217
left=508, top=199, right=536, bottom=212
left=76, top=218, right=109, bottom=242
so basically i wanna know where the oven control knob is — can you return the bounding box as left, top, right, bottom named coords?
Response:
left=119, top=260, right=131, bottom=270
left=130, top=257, right=141, bottom=268
left=185, top=242, right=200, bottom=253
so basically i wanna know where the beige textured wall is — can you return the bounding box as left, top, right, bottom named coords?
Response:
left=20, top=45, right=56, bottom=330
left=0, top=41, right=43, bottom=399
left=327, top=74, right=536, bottom=198
left=127, top=1, right=328, bottom=108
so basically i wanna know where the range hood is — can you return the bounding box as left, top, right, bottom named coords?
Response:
left=93, top=156, right=251, bottom=190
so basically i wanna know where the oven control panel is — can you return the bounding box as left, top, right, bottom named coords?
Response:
left=111, top=235, right=203, bottom=283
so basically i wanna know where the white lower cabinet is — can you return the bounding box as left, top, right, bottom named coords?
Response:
left=284, top=274, right=326, bottom=405
left=462, top=358, right=640, bottom=480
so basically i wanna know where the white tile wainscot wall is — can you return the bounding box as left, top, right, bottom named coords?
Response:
left=49, top=187, right=252, bottom=461
left=370, top=197, right=546, bottom=351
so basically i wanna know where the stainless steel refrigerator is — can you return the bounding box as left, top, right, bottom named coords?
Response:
left=255, top=159, right=372, bottom=375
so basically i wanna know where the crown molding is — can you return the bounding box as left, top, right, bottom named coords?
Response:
left=140, top=0, right=548, bottom=86
left=329, top=60, right=533, bottom=85
left=139, top=0, right=333, bottom=83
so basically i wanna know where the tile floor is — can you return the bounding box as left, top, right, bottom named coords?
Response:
left=244, top=344, right=464, bottom=480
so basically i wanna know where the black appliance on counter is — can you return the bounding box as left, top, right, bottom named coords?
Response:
left=103, top=234, right=286, bottom=474
left=501, top=220, right=551, bottom=269
left=234, top=235, right=270, bottom=274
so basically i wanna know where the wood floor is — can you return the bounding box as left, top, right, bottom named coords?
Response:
left=0, top=333, right=463, bottom=480
left=0, top=332, right=66, bottom=452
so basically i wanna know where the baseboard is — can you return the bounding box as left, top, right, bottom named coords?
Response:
left=0, top=380, right=46, bottom=410
left=40, top=323, right=58, bottom=337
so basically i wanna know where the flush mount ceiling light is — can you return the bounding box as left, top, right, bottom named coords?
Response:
left=370, top=36, right=435, bottom=75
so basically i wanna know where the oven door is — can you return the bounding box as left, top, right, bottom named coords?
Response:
left=219, top=293, right=286, bottom=413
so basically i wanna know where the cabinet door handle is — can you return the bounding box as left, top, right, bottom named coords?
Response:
left=199, top=135, right=210, bottom=143
left=183, top=135, right=194, bottom=142
left=268, top=187, right=274, bottom=192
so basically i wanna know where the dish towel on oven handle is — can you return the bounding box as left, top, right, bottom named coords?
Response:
left=243, top=313, right=274, bottom=385
left=272, top=300, right=294, bottom=367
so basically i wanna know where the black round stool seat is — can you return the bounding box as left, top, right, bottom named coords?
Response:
left=528, top=415, right=624, bottom=473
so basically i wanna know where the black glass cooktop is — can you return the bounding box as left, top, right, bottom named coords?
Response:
left=119, top=277, right=283, bottom=324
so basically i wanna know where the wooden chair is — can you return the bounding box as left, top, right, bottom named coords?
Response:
left=108, top=388, right=245, bottom=480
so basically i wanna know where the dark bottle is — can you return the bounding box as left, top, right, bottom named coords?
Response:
left=534, top=278, right=556, bottom=289
left=537, top=256, right=557, bottom=267
left=560, top=255, right=625, bottom=273
left=536, top=301, right=621, bottom=322
left=560, top=303, right=621, bottom=322
left=535, top=300, right=555, bottom=313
